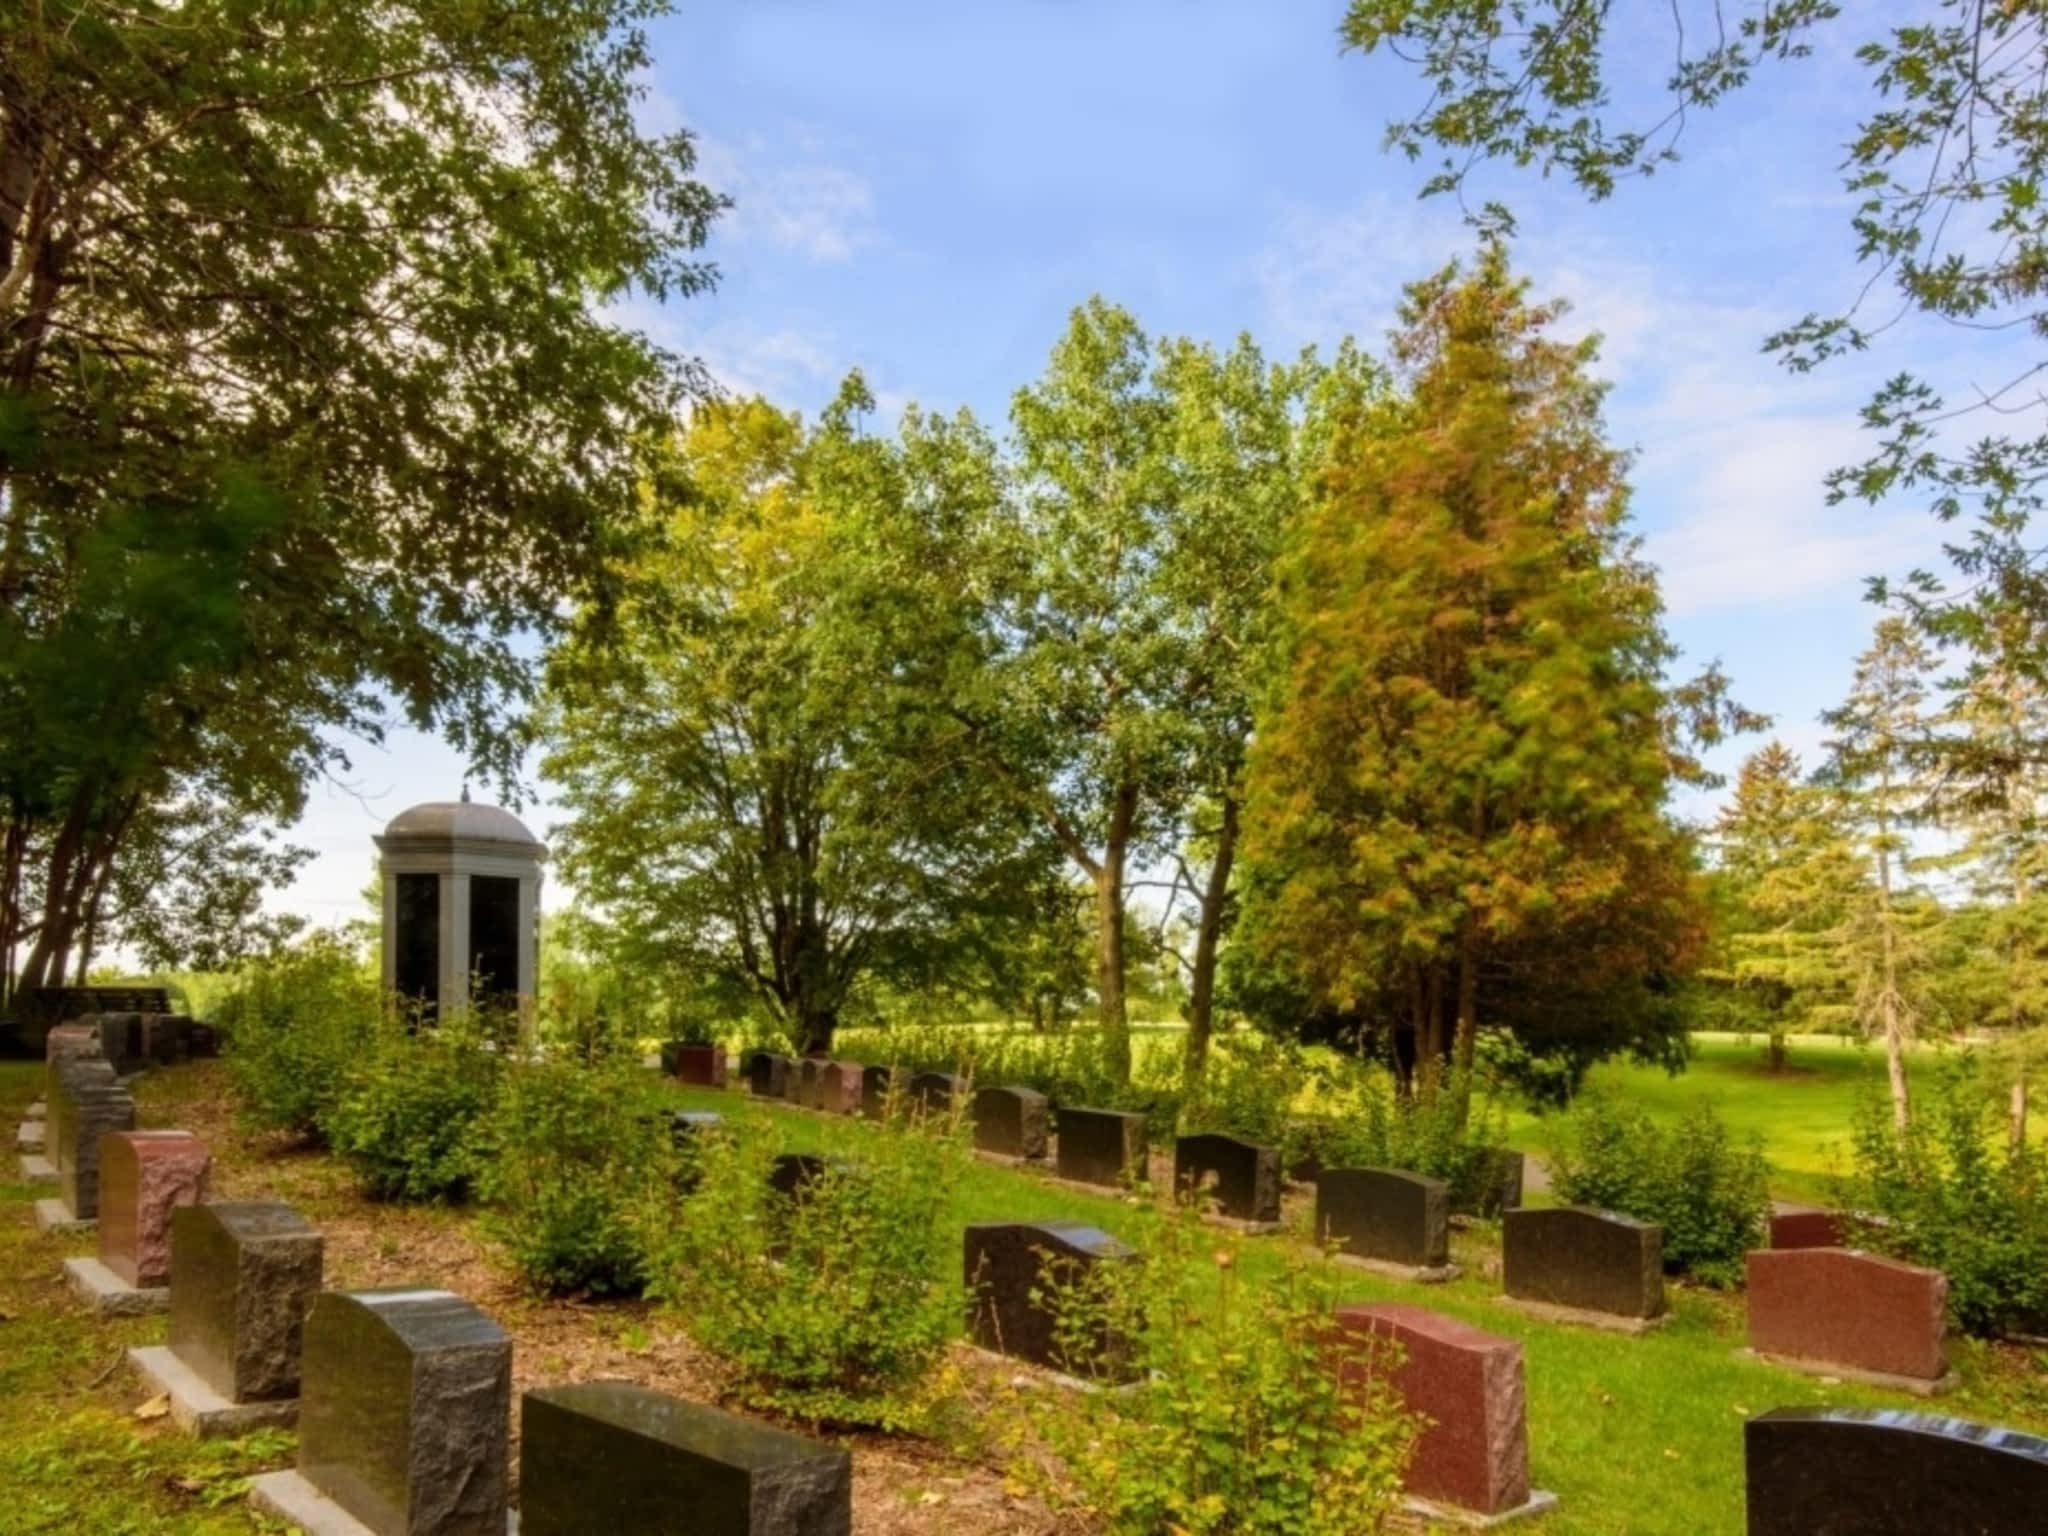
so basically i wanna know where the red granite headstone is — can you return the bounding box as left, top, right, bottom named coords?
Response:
left=99, top=1130, right=211, bottom=1287
left=670, top=1044, right=726, bottom=1088
left=1747, top=1247, right=1948, bottom=1382
left=1768, top=1206, right=1847, bottom=1249
left=1334, top=1302, right=1531, bottom=1516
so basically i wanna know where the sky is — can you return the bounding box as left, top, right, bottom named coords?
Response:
left=274, top=0, right=1986, bottom=931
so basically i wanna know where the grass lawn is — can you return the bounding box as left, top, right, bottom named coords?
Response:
left=5, top=1054, right=2046, bottom=1535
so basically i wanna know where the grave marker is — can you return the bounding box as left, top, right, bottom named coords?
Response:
left=816, top=1062, right=864, bottom=1116
left=1316, top=1167, right=1453, bottom=1278
left=858, top=1065, right=895, bottom=1119
left=68, top=1131, right=212, bottom=1314
left=1054, top=1106, right=1148, bottom=1189
left=909, top=1071, right=965, bottom=1114
left=1767, top=1206, right=1847, bottom=1249
left=964, top=1221, right=1137, bottom=1378
left=1173, top=1132, right=1282, bottom=1228
left=520, top=1382, right=852, bottom=1536
left=972, top=1085, right=1049, bottom=1161
left=46, top=1056, right=134, bottom=1223
left=663, top=1043, right=728, bottom=1088
left=1501, top=1207, right=1665, bottom=1329
left=744, top=1052, right=792, bottom=1100
left=1746, top=1247, right=1953, bottom=1391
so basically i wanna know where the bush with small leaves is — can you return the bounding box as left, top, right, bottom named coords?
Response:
left=219, top=934, right=381, bottom=1141
left=323, top=1012, right=505, bottom=1203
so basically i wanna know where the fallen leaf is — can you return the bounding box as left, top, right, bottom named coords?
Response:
left=134, top=1394, right=170, bottom=1421
left=1663, top=1448, right=1680, bottom=1460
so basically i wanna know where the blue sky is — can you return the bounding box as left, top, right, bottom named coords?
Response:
left=276, top=1, right=1981, bottom=929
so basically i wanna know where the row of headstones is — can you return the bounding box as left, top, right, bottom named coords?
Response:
left=967, top=1217, right=2048, bottom=1530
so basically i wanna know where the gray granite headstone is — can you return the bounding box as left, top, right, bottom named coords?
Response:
left=1317, top=1167, right=1450, bottom=1270
left=1502, top=1207, right=1664, bottom=1320
left=909, top=1071, right=965, bottom=1114
left=858, top=1066, right=895, bottom=1119
left=521, top=1381, right=852, bottom=1536
left=1173, top=1132, right=1282, bottom=1225
left=745, top=1052, right=792, bottom=1099
left=169, top=1201, right=325, bottom=1403
left=965, top=1221, right=1138, bottom=1377
left=49, top=1057, right=134, bottom=1219
left=971, top=1085, right=1049, bottom=1160
left=298, top=1288, right=511, bottom=1536
left=1055, top=1106, right=1149, bottom=1188
left=1746, top=1407, right=2048, bottom=1535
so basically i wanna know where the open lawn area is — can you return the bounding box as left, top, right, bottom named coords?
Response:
left=6, top=1055, right=2048, bottom=1534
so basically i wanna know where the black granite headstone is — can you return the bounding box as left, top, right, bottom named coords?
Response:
left=768, top=1153, right=832, bottom=1202
left=94, top=1011, right=147, bottom=1074
left=972, top=1085, right=1049, bottom=1160
left=298, top=1287, right=512, bottom=1536
left=1746, top=1406, right=2048, bottom=1535
left=1173, top=1133, right=1282, bottom=1225
left=521, top=1381, right=852, bottom=1536
left=1055, top=1106, right=1149, bottom=1188
left=858, top=1065, right=895, bottom=1119
left=909, top=1071, right=965, bottom=1114
left=964, top=1221, right=1138, bottom=1377
left=169, top=1200, right=325, bottom=1403
left=50, top=1057, right=134, bottom=1219
left=745, top=1052, right=793, bottom=1099
left=1502, top=1206, right=1664, bottom=1320
left=1317, top=1167, right=1450, bottom=1270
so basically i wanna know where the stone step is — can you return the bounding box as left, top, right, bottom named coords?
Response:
left=17, top=1121, right=45, bottom=1152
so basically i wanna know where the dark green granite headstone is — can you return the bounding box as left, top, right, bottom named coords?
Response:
left=169, top=1200, right=325, bottom=1403
left=1316, top=1167, right=1450, bottom=1269
left=1502, top=1207, right=1664, bottom=1320
left=520, top=1381, right=852, bottom=1535
left=298, top=1288, right=511, bottom=1536
left=1746, top=1407, right=2048, bottom=1535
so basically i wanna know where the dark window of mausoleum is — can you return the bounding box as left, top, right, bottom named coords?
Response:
left=395, top=872, right=439, bottom=1009
left=470, top=875, right=521, bottom=1004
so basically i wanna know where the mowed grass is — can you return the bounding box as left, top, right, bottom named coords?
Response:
left=666, top=1079, right=2048, bottom=1536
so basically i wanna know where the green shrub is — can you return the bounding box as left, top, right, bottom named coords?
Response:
left=1843, top=1058, right=2048, bottom=1338
left=1178, top=1032, right=1306, bottom=1147
left=1029, top=1205, right=1415, bottom=1535
left=218, top=934, right=381, bottom=1140
left=1306, top=1068, right=1512, bottom=1212
left=1551, top=1097, right=1770, bottom=1288
left=478, top=1056, right=673, bottom=1296
left=644, top=1105, right=968, bottom=1428
left=323, top=1014, right=505, bottom=1202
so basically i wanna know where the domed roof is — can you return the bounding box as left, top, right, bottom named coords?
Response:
left=379, top=800, right=543, bottom=848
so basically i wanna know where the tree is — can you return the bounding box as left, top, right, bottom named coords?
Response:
left=1238, top=249, right=1709, bottom=1107
left=1824, top=618, right=1942, bottom=1127
left=0, top=1, right=722, bottom=995
left=542, top=384, right=1045, bottom=1053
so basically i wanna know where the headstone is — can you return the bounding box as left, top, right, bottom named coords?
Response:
left=768, top=1153, right=831, bottom=1202
left=816, top=1062, right=864, bottom=1116
left=1316, top=1167, right=1451, bottom=1274
left=909, top=1071, right=965, bottom=1114
left=520, top=1382, right=852, bottom=1536
left=1501, top=1207, right=1665, bottom=1325
left=964, top=1221, right=1137, bottom=1377
left=663, top=1109, right=723, bottom=1191
left=138, top=1013, right=195, bottom=1067
left=1055, top=1106, right=1149, bottom=1188
left=186, top=1021, right=221, bottom=1058
left=1334, top=1303, right=1551, bottom=1520
left=92, top=1011, right=147, bottom=1075
left=1173, top=1132, right=1282, bottom=1226
left=1768, top=1206, right=1847, bottom=1249
left=169, top=1201, right=325, bottom=1403
left=972, top=1085, right=1049, bottom=1160
left=99, top=1130, right=210, bottom=1288
left=1745, top=1407, right=2048, bottom=1536
left=1747, top=1248, right=1950, bottom=1386
left=295, top=1288, right=512, bottom=1536
left=745, top=1052, right=792, bottom=1100
left=792, top=1057, right=824, bottom=1109
left=665, top=1043, right=727, bottom=1088
left=48, top=1057, right=135, bottom=1219
left=858, top=1065, right=895, bottom=1119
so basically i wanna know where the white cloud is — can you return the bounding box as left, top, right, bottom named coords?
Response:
left=697, top=134, right=877, bottom=264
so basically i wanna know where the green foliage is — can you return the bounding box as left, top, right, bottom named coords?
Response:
left=1551, top=1097, right=1771, bottom=1288
left=644, top=1106, right=968, bottom=1428
left=1178, top=1031, right=1307, bottom=1148
left=1844, top=1058, right=2048, bottom=1338
left=1314, top=1067, right=1513, bottom=1213
left=1030, top=1205, right=1415, bottom=1535
left=324, top=1014, right=506, bottom=1203
left=478, top=1056, right=673, bottom=1296
left=218, top=934, right=380, bottom=1140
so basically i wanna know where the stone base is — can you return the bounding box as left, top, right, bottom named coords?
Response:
left=249, top=1470, right=514, bottom=1535
left=1039, top=1171, right=1149, bottom=1200
left=1497, top=1295, right=1668, bottom=1335
left=1738, top=1347, right=1958, bottom=1398
left=1336, top=1253, right=1461, bottom=1285
left=1405, top=1489, right=1560, bottom=1529
left=18, top=1152, right=56, bottom=1185
left=973, top=1148, right=1048, bottom=1170
left=958, top=1342, right=1137, bottom=1398
left=128, top=1346, right=300, bottom=1439
left=63, top=1255, right=167, bottom=1316
left=1202, top=1212, right=1285, bottom=1236
left=16, top=1120, right=43, bottom=1152
left=33, top=1196, right=92, bottom=1235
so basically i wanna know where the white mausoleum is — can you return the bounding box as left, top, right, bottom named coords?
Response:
left=373, top=797, right=545, bottom=1017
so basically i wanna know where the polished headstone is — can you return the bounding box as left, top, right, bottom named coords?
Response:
left=816, top=1062, right=863, bottom=1116
left=92, top=1011, right=148, bottom=1075
left=909, top=1071, right=965, bottom=1114
left=169, top=1200, right=325, bottom=1403
left=1747, top=1247, right=1949, bottom=1382
left=663, top=1042, right=728, bottom=1088
left=1745, top=1407, right=2048, bottom=1536
left=858, top=1065, right=895, bottom=1119
left=520, top=1381, right=852, bottom=1536
left=98, top=1130, right=210, bottom=1288
left=49, top=1057, right=135, bottom=1219
left=744, top=1052, right=792, bottom=1100
left=1768, top=1206, right=1848, bottom=1249
left=1502, top=1207, right=1664, bottom=1321
left=1317, top=1167, right=1450, bottom=1271
left=1335, top=1303, right=1534, bottom=1516
left=972, top=1085, right=1049, bottom=1160
left=964, top=1221, right=1137, bottom=1377
left=298, top=1287, right=512, bottom=1536
left=1173, top=1132, right=1282, bottom=1225
left=138, top=1012, right=196, bottom=1067
left=1054, top=1106, right=1149, bottom=1188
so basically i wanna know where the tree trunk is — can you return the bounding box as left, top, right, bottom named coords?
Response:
left=1179, top=795, right=1239, bottom=1093
left=1093, top=778, right=1138, bottom=1084
left=1873, top=786, right=1911, bottom=1129
left=1451, top=921, right=1479, bottom=1127
left=1766, top=1028, right=1787, bottom=1073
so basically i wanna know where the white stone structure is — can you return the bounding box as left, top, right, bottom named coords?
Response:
left=373, top=799, right=545, bottom=1018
